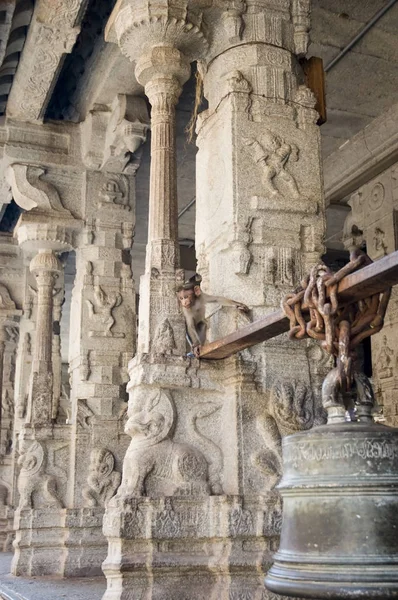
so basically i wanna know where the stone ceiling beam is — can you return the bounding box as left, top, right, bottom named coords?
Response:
left=324, top=100, right=398, bottom=206
left=6, top=0, right=88, bottom=123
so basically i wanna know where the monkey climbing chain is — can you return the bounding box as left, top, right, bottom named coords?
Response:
left=199, top=249, right=398, bottom=360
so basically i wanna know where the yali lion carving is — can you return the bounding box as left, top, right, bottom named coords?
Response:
left=82, top=447, right=121, bottom=507
left=17, top=440, right=63, bottom=509
left=115, top=389, right=210, bottom=498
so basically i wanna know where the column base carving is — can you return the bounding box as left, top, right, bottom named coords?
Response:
left=102, top=495, right=281, bottom=600
left=12, top=508, right=67, bottom=576
left=63, top=508, right=108, bottom=577
left=0, top=505, right=13, bottom=552
left=11, top=507, right=108, bottom=577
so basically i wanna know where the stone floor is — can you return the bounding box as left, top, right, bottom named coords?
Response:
left=0, top=554, right=106, bottom=600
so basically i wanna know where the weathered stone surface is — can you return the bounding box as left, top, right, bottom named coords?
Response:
left=99, top=1, right=327, bottom=598
left=342, top=161, right=398, bottom=427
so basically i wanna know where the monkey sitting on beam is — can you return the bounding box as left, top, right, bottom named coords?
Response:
left=177, top=273, right=249, bottom=357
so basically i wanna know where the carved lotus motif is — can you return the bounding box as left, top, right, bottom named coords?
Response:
left=107, top=0, right=209, bottom=61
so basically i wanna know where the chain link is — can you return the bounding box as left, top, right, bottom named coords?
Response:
left=282, top=250, right=391, bottom=393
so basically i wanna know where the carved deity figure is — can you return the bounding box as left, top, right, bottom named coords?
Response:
left=82, top=448, right=121, bottom=507
left=244, top=131, right=299, bottom=199
left=86, top=285, right=123, bottom=338
left=374, top=227, right=388, bottom=256
left=17, top=440, right=62, bottom=509
left=115, top=389, right=210, bottom=499
left=253, top=381, right=323, bottom=491
left=377, top=335, right=394, bottom=379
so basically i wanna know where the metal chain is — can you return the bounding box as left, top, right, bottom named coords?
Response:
left=282, top=250, right=391, bottom=393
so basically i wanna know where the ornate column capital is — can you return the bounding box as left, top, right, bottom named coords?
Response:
left=135, top=46, right=191, bottom=96
left=29, top=249, right=62, bottom=284
left=105, top=0, right=208, bottom=63
left=6, top=163, right=81, bottom=254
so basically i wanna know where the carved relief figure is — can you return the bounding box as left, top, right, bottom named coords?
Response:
left=17, top=440, right=63, bottom=509
left=102, top=94, right=149, bottom=173
left=152, top=318, right=176, bottom=355
left=116, top=388, right=210, bottom=498
left=99, top=178, right=130, bottom=211
left=177, top=273, right=249, bottom=357
left=244, top=131, right=299, bottom=199
left=377, top=335, right=394, bottom=379
left=253, top=381, right=321, bottom=490
left=82, top=448, right=121, bottom=507
left=374, top=226, right=388, bottom=256
left=86, top=285, right=124, bottom=338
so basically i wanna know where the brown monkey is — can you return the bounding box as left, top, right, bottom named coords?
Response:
left=177, top=274, right=249, bottom=357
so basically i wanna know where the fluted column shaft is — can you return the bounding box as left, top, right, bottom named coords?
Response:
left=28, top=249, right=61, bottom=424
left=136, top=47, right=190, bottom=274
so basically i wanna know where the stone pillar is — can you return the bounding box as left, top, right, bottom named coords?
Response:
left=59, top=92, right=149, bottom=577
left=64, top=171, right=139, bottom=576
left=342, top=163, right=398, bottom=425
left=102, top=2, right=326, bottom=599
left=7, top=163, right=80, bottom=576
left=26, top=249, right=62, bottom=425
left=0, top=268, right=23, bottom=550
left=135, top=47, right=190, bottom=354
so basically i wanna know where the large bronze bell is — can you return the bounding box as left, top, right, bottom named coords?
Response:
left=265, top=370, right=398, bottom=599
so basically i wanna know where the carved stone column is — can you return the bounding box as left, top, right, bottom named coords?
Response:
left=342, top=164, right=398, bottom=425
left=6, top=162, right=80, bottom=576
left=26, top=250, right=61, bottom=425
left=62, top=95, right=149, bottom=576
left=0, top=272, right=22, bottom=551
left=102, top=3, right=232, bottom=600
left=191, top=0, right=326, bottom=597
left=135, top=47, right=190, bottom=354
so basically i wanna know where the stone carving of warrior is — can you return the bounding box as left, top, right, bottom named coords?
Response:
left=245, top=131, right=300, bottom=199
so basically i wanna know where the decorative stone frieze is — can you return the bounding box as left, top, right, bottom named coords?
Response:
left=6, top=0, right=87, bottom=122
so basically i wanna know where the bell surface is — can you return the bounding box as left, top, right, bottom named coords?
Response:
left=265, top=422, right=398, bottom=599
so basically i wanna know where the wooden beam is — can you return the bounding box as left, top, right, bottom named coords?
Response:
left=199, top=250, right=398, bottom=360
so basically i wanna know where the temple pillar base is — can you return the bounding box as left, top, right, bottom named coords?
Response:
left=63, top=507, right=107, bottom=577
left=102, top=495, right=280, bottom=600
left=11, top=508, right=66, bottom=576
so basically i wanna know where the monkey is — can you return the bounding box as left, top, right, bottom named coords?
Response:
left=177, top=273, right=249, bottom=357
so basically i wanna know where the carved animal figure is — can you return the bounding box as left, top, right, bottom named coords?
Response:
left=82, top=448, right=121, bottom=507
left=17, top=440, right=62, bottom=509
left=177, top=273, right=249, bottom=357
left=116, top=389, right=210, bottom=498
